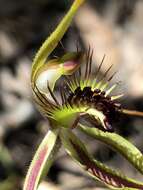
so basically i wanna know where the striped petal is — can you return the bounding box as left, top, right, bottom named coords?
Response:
left=60, top=129, right=143, bottom=189
left=79, top=124, right=143, bottom=175
left=23, top=129, right=60, bottom=190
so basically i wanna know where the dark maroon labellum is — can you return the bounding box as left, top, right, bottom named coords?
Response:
left=67, top=86, right=121, bottom=132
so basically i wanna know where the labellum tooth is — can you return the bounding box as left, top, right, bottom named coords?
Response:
left=100, top=82, right=108, bottom=91
left=111, top=94, right=124, bottom=101
left=105, top=84, right=117, bottom=96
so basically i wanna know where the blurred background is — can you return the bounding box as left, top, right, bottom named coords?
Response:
left=0, top=0, right=143, bottom=189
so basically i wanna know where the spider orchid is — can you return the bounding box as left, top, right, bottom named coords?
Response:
left=23, top=0, right=143, bottom=190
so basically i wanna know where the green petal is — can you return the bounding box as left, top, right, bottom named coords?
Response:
left=23, top=128, right=60, bottom=190
left=31, top=0, right=85, bottom=83
left=52, top=105, right=86, bottom=128
left=79, top=124, right=143, bottom=175
left=60, top=129, right=143, bottom=189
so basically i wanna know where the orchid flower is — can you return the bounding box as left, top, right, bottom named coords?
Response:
left=23, top=0, right=143, bottom=190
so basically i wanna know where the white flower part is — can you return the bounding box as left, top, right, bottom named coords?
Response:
left=86, top=108, right=106, bottom=129
left=35, top=67, right=62, bottom=94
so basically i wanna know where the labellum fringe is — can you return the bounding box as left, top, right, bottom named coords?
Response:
left=65, top=46, right=123, bottom=132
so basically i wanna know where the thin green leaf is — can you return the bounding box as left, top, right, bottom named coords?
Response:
left=79, top=124, right=143, bottom=175
left=31, top=0, right=85, bottom=82
left=23, top=128, right=60, bottom=190
left=60, top=129, right=143, bottom=189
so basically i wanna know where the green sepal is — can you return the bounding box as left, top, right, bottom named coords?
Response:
left=79, top=124, right=143, bottom=175
left=31, top=0, right=85, bottom=83
left=60, top=129, right=143, bottom=189
left=23, top=128, right=60, bottom=190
